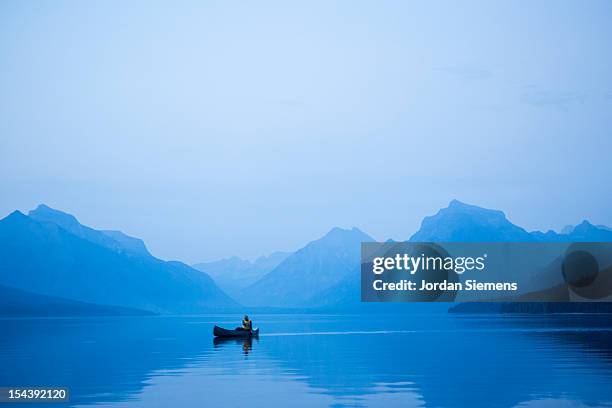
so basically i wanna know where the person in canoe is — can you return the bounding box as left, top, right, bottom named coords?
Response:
left=237, top=315, right=252, bottom=331
left=214, top=317, right=259, bottom=338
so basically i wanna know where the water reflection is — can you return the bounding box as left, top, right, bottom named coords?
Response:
left=213, top=336, right=256, bottom=355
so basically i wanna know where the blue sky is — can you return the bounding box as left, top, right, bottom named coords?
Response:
left=1, top=0, right=611, bottom=262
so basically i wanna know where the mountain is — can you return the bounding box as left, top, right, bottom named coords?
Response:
left=560, top=225, right=575, bottom=234
left=306, top=266, right=451, bottom=314
left=561, top=223, right=612, bottom=235
left=242, top=227, right=374, bottom=307
left=100, top=230, right=150, bottom=257
left=0, top=284, right=153, bottom=316
left=5, top=200, right=611, bottom=313
left=410, top=200, right=534, bottom=242
left=253, top=251, right=292, bottom=271
left=314, top=201, right=612, bottom=311
left=412, top=201, right=612, bottom=314
left=29, top=204, right=150, bottom=256
left=410, top=200, right=612, bottom=243
left=304, top=264, right=361, bottom=309
left=0, top=207, right=237, bottom=314
left=565, top=220, right=612, bottom=241
left=193, top=252, right=290, bottom=298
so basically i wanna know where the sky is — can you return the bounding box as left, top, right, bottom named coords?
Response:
left=1, top=0, right=612, bottom=263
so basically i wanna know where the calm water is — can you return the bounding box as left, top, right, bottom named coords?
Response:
left=1, top=313, right=612, bottom=408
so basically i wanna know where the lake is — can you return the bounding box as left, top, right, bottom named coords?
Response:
left=1, top=313, right=612, bottom=407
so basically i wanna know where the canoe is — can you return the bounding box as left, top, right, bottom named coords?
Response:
left=213, top=325, right=259, bottom=338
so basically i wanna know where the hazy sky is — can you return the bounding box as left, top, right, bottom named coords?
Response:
left=1, top=0, right=612, bottom=263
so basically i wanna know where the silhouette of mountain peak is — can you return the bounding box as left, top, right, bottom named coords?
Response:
left=0, top=206, right=235, bottom=313
left=448, top=199, right=468, bottom=208
left=27, top=204, right=152, bottom=257
left=572, top=220, right=596, bottom=232
left=0, top=211, right=32, bottom=229
left=321, top=226, right=372, bottom=244
left=7, top=210, right=27, bottom=219
left=29, top=204, right=81, bottom=229
left=445, top=199, right=506, bottom=217
left=410, top=200, right=529, bottom=242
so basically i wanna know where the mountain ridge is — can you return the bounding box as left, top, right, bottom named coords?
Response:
left=0, top=206, right=237, bottom=314
left=410, top=200, right=612, bottom=243
left=28, top=204, right=151, bottom=256
left=241, top=227, right=374, bottom=307
left=300, top=200, right=612, bottom=309
left=193, top=251, right=290, bottom=298
left=2, top=200, right=612, bottom=313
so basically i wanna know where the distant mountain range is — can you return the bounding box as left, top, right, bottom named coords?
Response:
left=408, top=200, right=612, bottom=314
left=0, top=205, right=237, bottom=314
left=192, top=252, right=289, bottom=298
left=1, top=200, right=611, bottom=315
left=240, top=200, right=612, bottom=309
left=240, top=227, right=374, bottom=307
left=409, top=200, right=612, bottom=243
